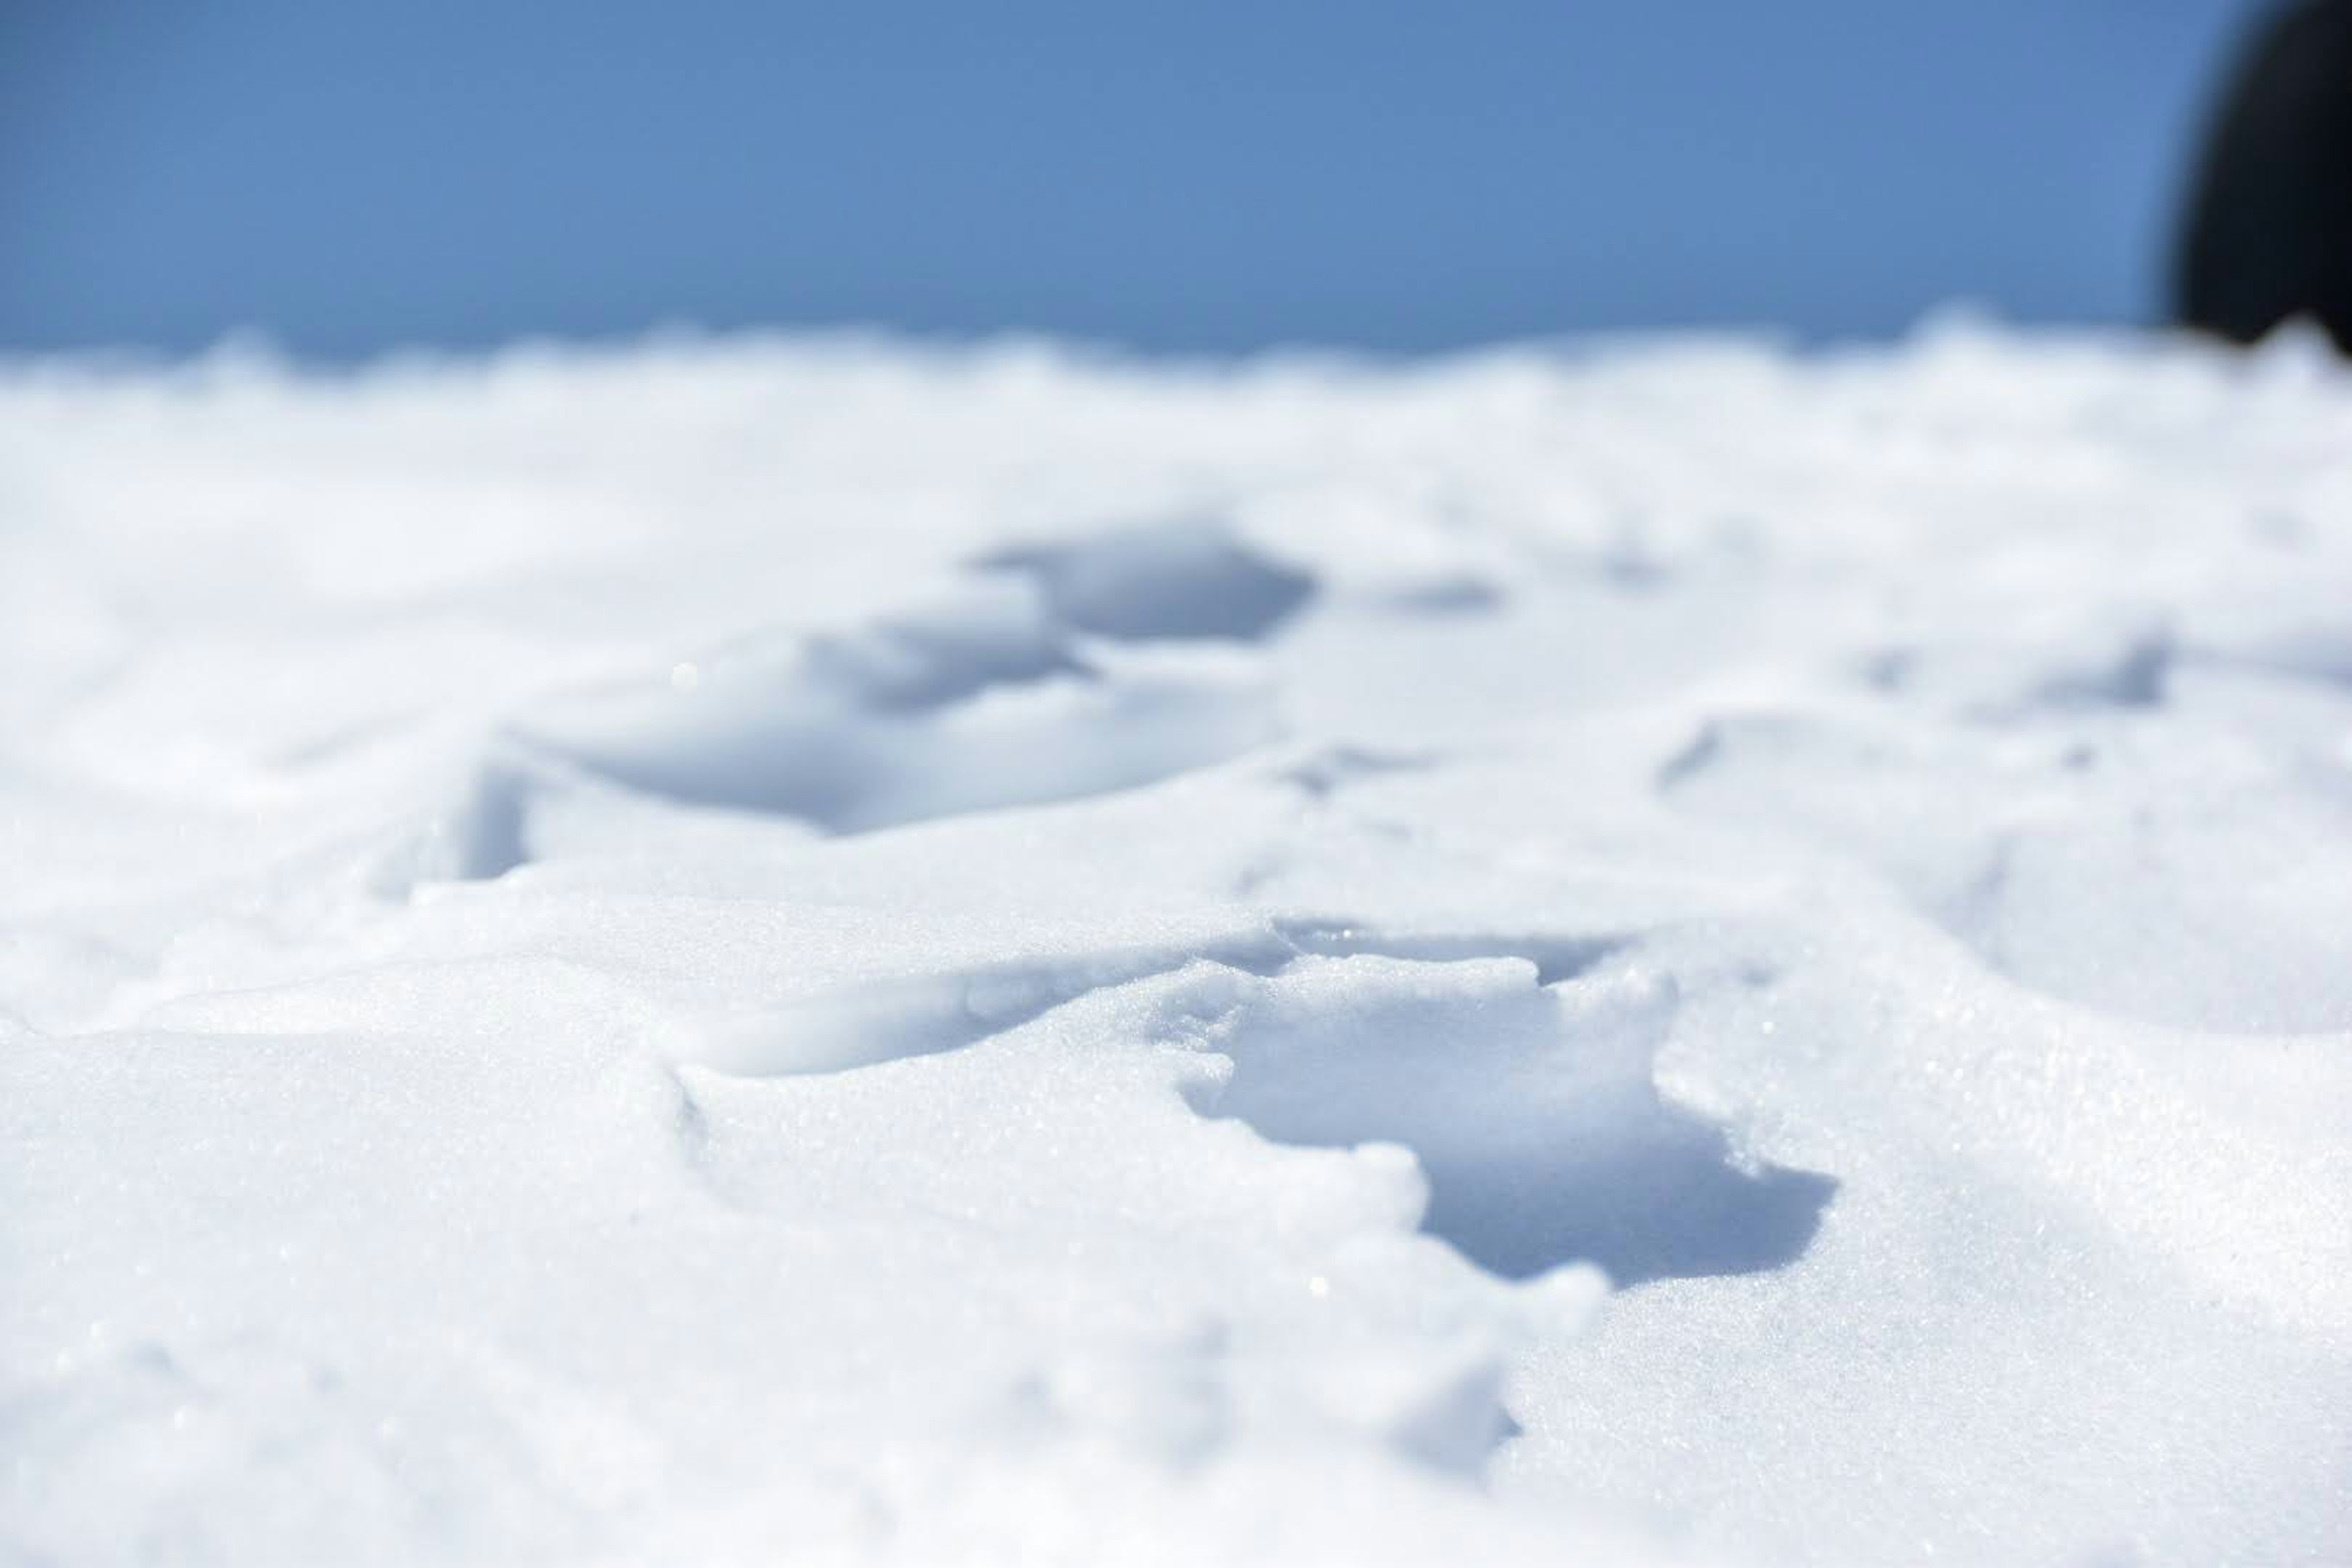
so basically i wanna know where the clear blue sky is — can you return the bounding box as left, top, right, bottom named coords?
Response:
left=0, top=1, right=2267, bottom=358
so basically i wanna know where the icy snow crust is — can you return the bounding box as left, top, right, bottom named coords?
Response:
left=4, top=327, right=2350, bottom=1565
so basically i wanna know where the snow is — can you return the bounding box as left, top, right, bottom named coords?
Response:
left=4, top=323, right=2350, bottom=1565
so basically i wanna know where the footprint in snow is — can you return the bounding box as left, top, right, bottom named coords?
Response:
left=456, top=520, right=1313, bottom=854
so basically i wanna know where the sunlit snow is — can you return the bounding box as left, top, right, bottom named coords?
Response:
left=4, top=324, right=2349, bottom=1565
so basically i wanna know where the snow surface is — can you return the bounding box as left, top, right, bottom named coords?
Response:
left=4, top=323, right=2351, bottom=1566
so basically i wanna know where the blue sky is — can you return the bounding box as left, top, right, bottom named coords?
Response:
left=0, top=1, right=2266, bottom=358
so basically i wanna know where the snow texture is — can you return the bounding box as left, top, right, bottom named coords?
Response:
left=4, top=323, right=2350, bottom=1566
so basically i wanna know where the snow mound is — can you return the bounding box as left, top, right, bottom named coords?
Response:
left=3, top=325, right=2350, bottom=1565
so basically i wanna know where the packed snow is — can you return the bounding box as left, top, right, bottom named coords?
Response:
left=4, top=323, right=2350, bottom=1565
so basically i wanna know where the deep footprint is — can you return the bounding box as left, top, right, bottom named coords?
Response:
left=1177, top=954, right=1835, bottom=1287
left=978, top=518, right=1316, bottom=643
left=685, top=929, right=1836, bottom=1290
left=497, top=571, right=1284, bottom=839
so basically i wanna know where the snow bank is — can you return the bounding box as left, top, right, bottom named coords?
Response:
left=3, top=325, right=2348, bottom=1564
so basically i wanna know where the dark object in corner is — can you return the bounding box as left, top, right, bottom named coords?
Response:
left=2176, top=0, right=2352, bottom=351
